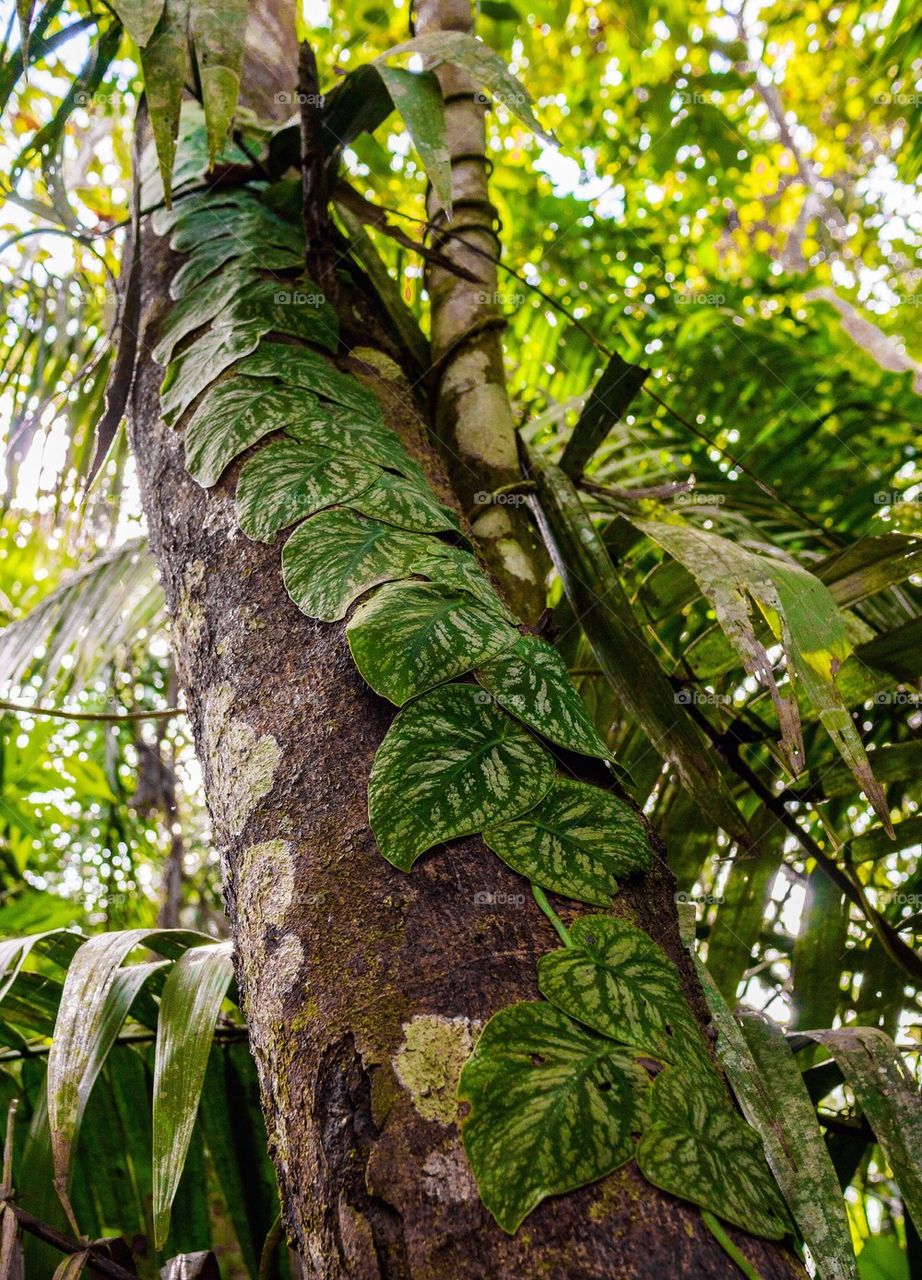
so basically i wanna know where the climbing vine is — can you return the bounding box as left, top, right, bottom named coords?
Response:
left=150, top=110, right=790, bottom=1243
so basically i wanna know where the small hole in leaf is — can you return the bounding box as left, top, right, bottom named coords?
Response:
left=597, top=1080, right=612, bottom=1092
left=530, top=1052, right=546, bottom=1066
left=664, top=1023, right=673, bottom=1037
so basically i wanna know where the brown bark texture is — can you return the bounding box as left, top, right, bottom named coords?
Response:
left=126, top=213, right=803, bottom=1277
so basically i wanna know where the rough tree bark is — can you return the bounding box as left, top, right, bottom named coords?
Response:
left=125, top=6, right=804, bottom=1277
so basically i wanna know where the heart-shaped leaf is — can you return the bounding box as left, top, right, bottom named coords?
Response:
left=169, top=240, right=302, bottom=301
left=288, top=418, right=427, bottom=483
left=346, top=469, right=461, bottom=534
left=237, top=342, right=381, bottom=419
left=459, top=1000, right=649, bottom=1232
left=368, top=683, right=554, bottom=869
left=160, top=326, right=265, bottom=427
left=483, top=777, right=649, bottom=906
left=476, top=635, right=611, bottom=759
left=538, top=916, right=698, bottom=1059
left=636, top=1067, right=789, bottom=1240
left=236, top=438, right=380, bottom=542
left=221, top=279, right=338, bottom=354
left=281, top=509, right=432, bottom=622
left=347, top=580, right=517, bottom=704
left=153, top=262, right=259, bottom=365
left=183, top=379, right=323, bottom=485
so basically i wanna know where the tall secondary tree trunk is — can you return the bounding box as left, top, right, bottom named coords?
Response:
left=125, top=10, right=803, bottom=1278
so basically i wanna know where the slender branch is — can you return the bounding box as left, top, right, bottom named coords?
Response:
left=2, top=1202, right=137, bottom=1280
left=0, top=698, right=183, bottom=723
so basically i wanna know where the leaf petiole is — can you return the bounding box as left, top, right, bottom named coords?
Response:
left=531, top=883, right=572, bottom=947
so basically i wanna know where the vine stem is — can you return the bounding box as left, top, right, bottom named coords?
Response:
left=701, top=1212, right=765, bottom=1280
left=531, top=884, right=572, bottom=947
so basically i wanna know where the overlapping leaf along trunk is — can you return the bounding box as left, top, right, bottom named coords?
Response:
left=125, top=134, right=801, bottom=1279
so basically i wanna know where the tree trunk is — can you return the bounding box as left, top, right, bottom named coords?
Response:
left=125, top=7, right=803, bottom=1275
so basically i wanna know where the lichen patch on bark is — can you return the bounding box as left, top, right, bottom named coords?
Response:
left=242, top=839, right=295, bottom=924
left=202, top=681, right=281, bottom=837
left=392, top=1014, right=477, bottom=1126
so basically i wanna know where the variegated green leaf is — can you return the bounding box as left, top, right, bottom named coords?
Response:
left=183, top=379, right=319, bottom=485
left=636, top=1068, right=789, bottom=1240
left=368, top=684, right=554, bottom=869
left=346, top=469, right=461, bottom=534
left=380, top=31, right=556, bottom=145
left=153, top=941, right=235, bottom=1248
left=139, top=0, right=190, bottom=201
left=236, top=438, right=380, bottom=542
left=736, top=1014, right=859, bottom=1280
left=153, top=261, right=259, bottom=365
left=169, top=239, right=302, bottom=301
left=111, top=0, right=165, bottom=46
left=151, top=184, right=264, bottom=236
left=237, top=342, right=381, bottom=420
left=46, top=927, right=203, bottom=1200
left=189, top=0, right=249, bottom=164
left=289, top=418, right=428, bottom=484
left=375, top=65, right=452, bottom=214
left=281, top=509, right=431, bottom=622
left=411, top=548, right=516, bottom=621
left=160, top=326, right=265, bottom=427
left=346, top=580, right=517, bottom=704
left=538, top=916, right=701, bottom=1060
left=223, top=279, right=339, bottom=353
left=483, top=778, right=649, bottom=906
left=476, top=635, right=611, bottom=759
left=458, top=1000, right=648, bottom=1233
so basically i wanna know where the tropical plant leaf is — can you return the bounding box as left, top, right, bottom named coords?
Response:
left=139, top=0, right=190, bottom=200
left=0, top=540, right=163, bottom=698
left=738, top=1014, right=859, bottom=1280
left=458, top=1000, right=649, bottom=1232
left=281, top=509, right=433, bottom=622
left=289, top=418, right=427, bottom=483
left=559, top=349, right=648, bottom=480
left=796, top=1027, right=922, bottom=1233
left=375, top=65, right=452, bottom=213
left=346, top=580, right=517, bottom=704
left=236, top=343, right=380, bottom=419
left=235, top=438, right=380, bottom=542
left=345, top=470, right=461, bottom=534
left=537, top=916, right=701, bottom=1060
left=409, top=549, right=517, bottom=621
left=635, top=519, right=891, bottom=829
left=184, top=380, right=325, bottom=487
left=189, top=0, right=249, bottom=164
left=368, top=683, right=554, bottom=869
left=483, top=777, right=649, bottom=906
left=475, top=634, right=612, bottom=759
left=222, top=279, right=339, bottom=352
left=152, top=941, right=235, bottom=1249
left=110, top=0, right=165, bottom=46
left=152, top=261, right=260, bottom=365
left=380, top=31, right=556, bottom=145
left=636, top=1067, right=789, bottom=1240
left=160, top=326, right=266, bottom=426
left=169, top=239, right=302, bottom=301
left=45, top=930, right=209, bottom=1203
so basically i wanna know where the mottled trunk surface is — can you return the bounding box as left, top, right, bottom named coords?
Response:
left=126, top=214, right=802, bottom=1279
